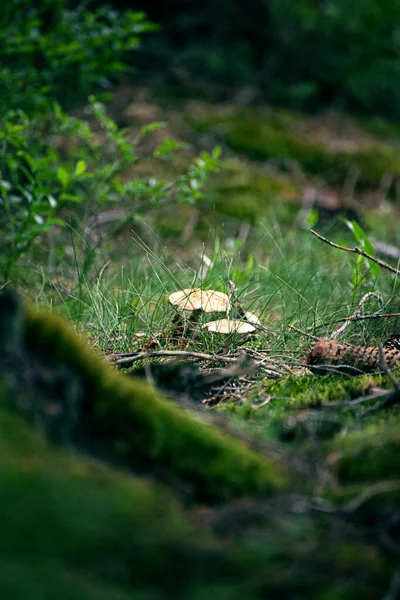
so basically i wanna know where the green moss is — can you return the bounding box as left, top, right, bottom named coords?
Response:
left=0, top=410, right=394, bottom=599
left=185, top=104, right=400, bottom=191
left=269, top=373, right=380, bottom=404
left=207, top=159, right=298, bottom=223
left=0, top=409, right=249, bottom=599
left=330, top=423, right=400, bottom=482
left=17, top=301, right=289, bottom=501
left=215, top=373, right=390, bottom=448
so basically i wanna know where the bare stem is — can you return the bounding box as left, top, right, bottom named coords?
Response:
left=311, top=229, right=400, bottom=276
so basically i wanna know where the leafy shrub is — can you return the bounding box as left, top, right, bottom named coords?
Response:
left=0, top=99, right=221, bottom=279
left=0, top=1, right=221, bottom=280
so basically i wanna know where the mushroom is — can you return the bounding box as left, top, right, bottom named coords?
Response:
left=168, top=288, right=230, bottom=339
left=202, top=319, right=256, bottom=335
left=168, top=288, right=230, bottom=313
left=243, top=311, right=261, bottom=325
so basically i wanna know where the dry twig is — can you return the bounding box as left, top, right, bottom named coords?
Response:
left=111, top=350, right=242, bottom=367
left=320, top=312, right=400, bottom=327
left=311, top=229, right=400, bottom=276
left=330, top=292, right=383, bottom=339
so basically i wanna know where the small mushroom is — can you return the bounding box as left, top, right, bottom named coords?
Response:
left=243, top=311, right=261, bottom=325
left=168, top=288, right=230, bottom=340
left=168, top=288, right=230, bottom=313
left=202, top=319, right=256, bottom=335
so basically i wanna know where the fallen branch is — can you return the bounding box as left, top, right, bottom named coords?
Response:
left=110, top=350, right=243, bottom=367
left=321, top=388, right=392, bottom=409
left=382, top=570, right=400, bottom=600
left=378, top=343, right=400, bottom=391
left=311, top=229, right=400, bottom=276
left=319, top=312, right=400, bottom=327
left=341, top=480, right=400, bottom=514
left=330, top=292, right=383, bottom=339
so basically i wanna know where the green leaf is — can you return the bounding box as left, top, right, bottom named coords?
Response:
left=57, top=166, right=69, bottom=189
left=60, top=193, right=82, bottom=203
left=343, top=219, right=380, bottom=278
left=212, top=146, right=222, bottom=159
left=306, top=207, right=319, bottom=228
left=74, top=160, right=86, bottom=176
left=140, top=122, right=166, bottom=136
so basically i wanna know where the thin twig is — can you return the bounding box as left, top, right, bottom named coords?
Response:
left=111, top=350, right=243, bottom=367
left=342, top=480, right=400, bottom=514
left=321, top=312, right=400, bottom=327
left=378, top=343, right=400, bottom=391
left=108, top=349, right=366, bottom=378
left=382, top=570, right=400, bottom=600
left=311, top=229, right=400, bottom=276
left=330, top=292, right=383, bottom=339
left=321, top=388, right=392, bottom=409
left=288, top=324, right=320, bottom=341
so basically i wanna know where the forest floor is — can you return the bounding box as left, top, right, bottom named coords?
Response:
left=2, top=85, right=400, bottom=598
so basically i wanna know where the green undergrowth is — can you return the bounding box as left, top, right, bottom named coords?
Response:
left=249, top=372, right=384, bottom=410
left=205, top=159, right=298, bottom=224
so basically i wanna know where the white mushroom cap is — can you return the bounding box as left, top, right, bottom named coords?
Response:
left=168, top=288, right=229, bottom=313
left=243, top=311, right=261, bottom=325
left=202, top=319, right=256, bottom=334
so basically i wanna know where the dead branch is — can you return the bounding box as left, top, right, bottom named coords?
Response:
left=111, top=350, right=243, bottom=367
left=378, top=343, right=400, bottom=391
left=341, top=480, right=400, bottom=514
left=371, top=239, right=400, bottom=261
left=330, top=292, right=383, bottom=340
left=382, top=570, right=400, bottom=600
left=311, top=229, right=400, bottom=276
left=320, top=312, right=400, bottom=328
left=321, top=388, right=392, bottom=409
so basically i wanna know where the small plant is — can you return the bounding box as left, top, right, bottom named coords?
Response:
left=342, top=219, right=380, bottom=290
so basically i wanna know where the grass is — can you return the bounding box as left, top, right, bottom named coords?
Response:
left=30, top=218, right=399, bottom=354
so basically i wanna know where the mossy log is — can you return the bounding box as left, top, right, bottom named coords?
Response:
left=0, top=292, right=288, bottom=502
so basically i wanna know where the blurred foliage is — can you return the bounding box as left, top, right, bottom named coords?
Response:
left=0, top=99, right=221, bottom=279
left=131, top=0, right=400, bottom=119
left=0, top=0, right=156, bottom=115
left=0, top=1, right=221, bottom=280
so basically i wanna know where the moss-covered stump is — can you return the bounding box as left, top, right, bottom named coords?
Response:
left=0, top=292, right=288, bottom=502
